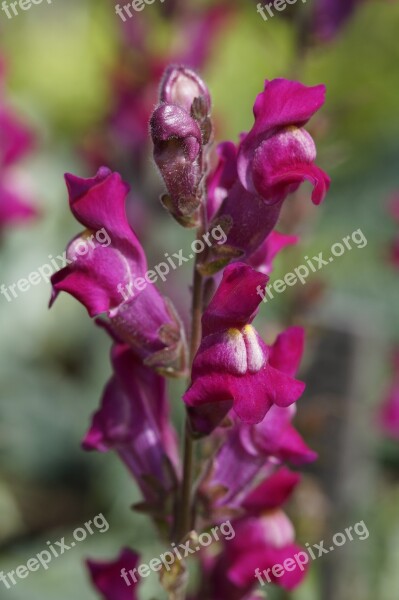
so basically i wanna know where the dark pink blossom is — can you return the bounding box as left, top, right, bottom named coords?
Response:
left=201, top=328, right=316, bottom=512
left=199, top=469, right=307, bottom=599
left=206, top=80, right=329, bottom=261
left=50, top=167, right=186, bottom=374
left=238, top=79, right=330, bottom=206
left=226, top=468, right=308, bottom=592
left=184, top=264, right=305, bottom=434
left=87, top=548, right=140, bottom=600
left=83, top=343, right=179, bottom=509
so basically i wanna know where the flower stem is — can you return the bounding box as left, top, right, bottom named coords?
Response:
left=178, top=243, right=204, bottom=541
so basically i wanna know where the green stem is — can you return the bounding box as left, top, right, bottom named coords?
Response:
left=177, top=239, right=204, bottom=541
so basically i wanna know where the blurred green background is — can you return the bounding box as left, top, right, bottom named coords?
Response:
left=0, top=0, right=399, bottom=599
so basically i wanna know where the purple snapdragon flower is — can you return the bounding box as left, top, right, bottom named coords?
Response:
left=50, top=167, right=186, bottom=375
left=184, top=264, right=305, bottom=434
left=83, top=343, right=180, bottom=512
left=206, top=79, right=329, bottom=262
left=199, top=327, right=316, bottom=515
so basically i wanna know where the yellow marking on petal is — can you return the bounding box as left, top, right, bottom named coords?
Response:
left=227, top=327, right=242, bottom=338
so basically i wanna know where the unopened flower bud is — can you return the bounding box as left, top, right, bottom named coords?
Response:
left=160, top=65, right=211, bottom=116
left=150, top=104, right=203, bottom=227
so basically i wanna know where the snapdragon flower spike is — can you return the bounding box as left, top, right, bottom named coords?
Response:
left=83, top=343, right=179, bottom=515
left=87, top=548, right=140, bottom=600
left=184, top=264, right=306, bottom=435
left=50, top=167, right=186, bottom=375
left=200, top=328, right=316, bottom=514
left=151, top=66, right=212, bottom=228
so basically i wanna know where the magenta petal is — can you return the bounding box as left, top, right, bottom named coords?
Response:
left=202, top=263, right=269, bottom=336
left=252, top=79, right=327, bottom=133
left=238, top=79, right=326, bottom=191
left=252, top=405, right=317, bottom=465
left=83, top=344, right=179, bottom=502
left=215, top=182, right=284, bottom=257
left=242, top=467, right=301, bottom=513
left=0, top=106, right=35, bottom=167
left=247, top=231, right=299, bottom=275
left=265, top=365, right=306, bottom=408
left=228, top=543, right=308, bottom=591
left=269, top=327, right=305, bottom=377
left=65, top=168, right=146, bottom=269
left=87, top=548, right=140, bottom=600
left=250, top=126, right=330, bottom=203
left=51, top=168, right=147, bottom=315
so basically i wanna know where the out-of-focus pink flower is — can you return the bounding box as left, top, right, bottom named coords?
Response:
left=0, top=106, right=34, bottom=168
left=0, top=176, right=37, bottom=225
left=312, top=0, right=366, bottom=41
left=87, top=548, right=140, bottom=600
left=83, top=343, right=179, bottom=510
left=84, top=5, right=231, bottom=171
left=50, top=167, right=186, bottom=375
left=0, top=59, right=37, bottom=231
left=184, top=264, right=305, bottom=434
left=378, top=351, right=399, bottom=441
